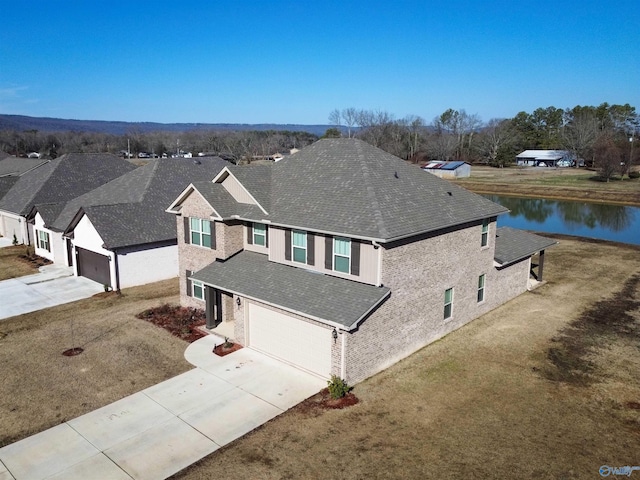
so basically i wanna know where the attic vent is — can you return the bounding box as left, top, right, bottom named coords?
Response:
left=193, top=160, right=201, bottom=165
left=447, top=191, right=452, bottom=196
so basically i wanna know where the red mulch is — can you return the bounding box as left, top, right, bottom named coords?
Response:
left=135, top=304, right=207, bottom=343
left=626, top=401, right=640, bottom=410
left=213, top=342, right=243, bottom=357
left=293, top=388, right=359, bottom=416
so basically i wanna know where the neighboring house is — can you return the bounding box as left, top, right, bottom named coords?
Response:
left=32, top=157, right=229, bottom=289
left=0, top=153, right=137, bottom=245
left=421, top=161, right=471, bottom=178
left=167, top=138, right=556, bottom=384
left=0, top=155, right=49, bottom=178
left=516, top=150, right=576, bottom=167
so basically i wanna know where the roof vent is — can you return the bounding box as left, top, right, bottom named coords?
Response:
left=394, top=171, right=399, bottom=179
left=447, top=191, right=452, bottom=196
left=193, top=160, right=201, bottom=165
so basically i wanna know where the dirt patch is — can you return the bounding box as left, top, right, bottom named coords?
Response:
left=540, top=274, right=640, bottom=385
left=136, top=303, right=207, bottom=343
left=0, top=246, right=42, bottom=280
left=18, top=253, right=52, bottom=268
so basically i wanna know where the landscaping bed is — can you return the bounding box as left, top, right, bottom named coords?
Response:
left=136, top=303, right=207, bottom=343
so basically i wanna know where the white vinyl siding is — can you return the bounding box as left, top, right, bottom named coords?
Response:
left=253, top=222, right=266, bottom=246
left=333, top=237, right=351, bottom=273
left=190, top=218, right=211, bottom=248
left=292, top=230, right=307, bottom=264
left=444, top=287, right=454, bottom=320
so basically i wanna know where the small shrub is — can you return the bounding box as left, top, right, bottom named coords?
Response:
left=103, top=284, right=112, bottom=292
left=327, top=375, right=351, bottom=399
left=629, top=171, right=640, bottom=179
left=12, top=233, right=18, bottom=246
left=223, top=336, right=234, bottom=348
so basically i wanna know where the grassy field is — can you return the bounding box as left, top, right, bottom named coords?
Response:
left=456, top=166, right=640, bottom=206
left=173, top=237, right=640, bottom=479
left=0, top=245, right=40, bottom=281
left=0, top=278, right=191, bottom=447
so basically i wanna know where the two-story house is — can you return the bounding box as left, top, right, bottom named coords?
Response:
left=167, top=139, right=555, bottom=384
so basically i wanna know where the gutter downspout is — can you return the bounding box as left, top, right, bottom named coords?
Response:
left=113, top=250, right=121, bottom=293
left=372, top=240, right=383, bottom=287
left=340, top=330, right=346, bottom=380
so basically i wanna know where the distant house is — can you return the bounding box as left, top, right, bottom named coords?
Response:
left=30, top=157, right=229, bottom=289
left=0, top=154, right=137, bottom=245
left=421, top=161, right=471, bottom=179
left=516, top=150, right=576, bottom=167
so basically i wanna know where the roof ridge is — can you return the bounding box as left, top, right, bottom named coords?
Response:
left=138, top=160, right=159, bottom=201
left=357, top=141, right=390, bottom=239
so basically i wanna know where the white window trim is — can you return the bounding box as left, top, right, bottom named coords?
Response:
left=333, top=236, right=351, bottom=273
left=190, top=218, right=211, bottom=248
left=292, top=230, right=307, bottom=264
left=481, top=219, right=489, bottom=247
left=37, top=229, right=50, bottom=252
left=253, top=222, right=266, bottom=246
left=444, top=287, right=454, bottom=321
left=192, top=280, right=205, bottom=301
left=477, top=274, right=486, bottom=303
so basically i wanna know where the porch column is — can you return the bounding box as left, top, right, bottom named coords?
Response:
left=205, top=286, right=215, bottom=329
left=538, top=250, right=545, bottom=282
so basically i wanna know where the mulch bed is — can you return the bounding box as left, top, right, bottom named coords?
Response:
left=293, top=388, right=359, bottom=416
left=213, top=342, right=243, bottom=356
left=18, top=253, right=52, bottom=268
left=136, top=304, right=207, bottom=343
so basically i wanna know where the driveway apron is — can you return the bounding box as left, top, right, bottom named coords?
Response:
left=0, top=335, right=325, bottom=480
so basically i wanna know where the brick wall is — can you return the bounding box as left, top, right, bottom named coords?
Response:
left=344, top=220, right=531, bottom=384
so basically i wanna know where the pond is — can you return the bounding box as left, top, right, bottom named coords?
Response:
left=482, top=195, right=640, bottom=246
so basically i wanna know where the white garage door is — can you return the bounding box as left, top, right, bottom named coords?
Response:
left=2, top=215, right=20, bottom=241
left=248, top=303, right=332, bottom=378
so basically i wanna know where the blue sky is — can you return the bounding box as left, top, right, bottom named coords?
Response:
left=1, top=0, right=638, bottom=125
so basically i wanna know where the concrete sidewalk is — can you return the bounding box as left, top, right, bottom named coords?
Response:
left=0, top=265, right=104, bottom=320
left=0, top=335, right=325, bottom=480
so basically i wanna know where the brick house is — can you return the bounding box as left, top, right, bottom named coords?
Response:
left=167, top=139, right=555, bottom=384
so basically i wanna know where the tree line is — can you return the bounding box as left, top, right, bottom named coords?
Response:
left=328, top=104, right=639, bottom=178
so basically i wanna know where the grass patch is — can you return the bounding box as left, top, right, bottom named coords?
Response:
left=0, top=245, right=41, bottom=280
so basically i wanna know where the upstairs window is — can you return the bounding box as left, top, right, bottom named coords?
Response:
left=292, top=230, right=307, bottom=263
left=333, top=237, right=351, bottom=273
left=192, top=280, right=204, bottom=300
left=253, top=222, right=267, bottom=246
left=190, top=218, right=212, bottom=248
left=477, top=274, right=486, bottom=303
left=37, top=230, right=50, bottom=252
left=481, top=219, right=489, bottom=247
left=444, top=287, right=454, bottom=320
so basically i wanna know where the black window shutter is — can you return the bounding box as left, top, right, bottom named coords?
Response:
left=307, top=233, right=315, bottom=266
left=212, top=221, right=217, bottom=249
left=265, top=226, right=269, bottom=248
left=285, top=229, right=291, bottom=260
left=247, top=223, right=253, bottom=245
left=186, top=270, right=192, bottom=297
left=351, top=239, right=361, bottom=276
left=325, top=235, right=333, bottom=269
left=183, top=217, right=190, bottom=244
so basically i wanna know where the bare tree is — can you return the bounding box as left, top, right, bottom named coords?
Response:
left=563, top=107, right=598, bottom=168
left=478, top=118, right=518, bottom=167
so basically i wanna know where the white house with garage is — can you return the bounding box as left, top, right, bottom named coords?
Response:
left=167, top=139, right=556, bottom=384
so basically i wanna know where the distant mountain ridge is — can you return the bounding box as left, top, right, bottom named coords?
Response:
left=0, top=114, right=335, bottom=136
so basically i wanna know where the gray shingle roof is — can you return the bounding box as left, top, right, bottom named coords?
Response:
left=30, top=202, right=66, bottom=226
left=0, top=153, right=138, bottom=216
left=192, top=181, right=266, bottom=219
left=0, top=156, right=48, bottom=177
left=222, top=139, right=508, bottom=241
left=63, top=157, right=228, bottom=249
left=192, top=251, right=390, bottom=330
left=494, top=227, right=557, bottom=266
left=0, top=177, right=17, bottom=201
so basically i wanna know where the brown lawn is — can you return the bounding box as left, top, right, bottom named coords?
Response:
left=0, top=245, right=41, bottom=281
left=0, top=278, right=192, bottom=447
left=173, top=237, right=640, bottom=480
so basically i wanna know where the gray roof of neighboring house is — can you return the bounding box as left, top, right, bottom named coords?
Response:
left=192, top=251, right=391, bottom=330
left=29, top=202, right=66, bottom=226
left=0, top=156, right=49, bottom=177
left=494, top=227, right=557, bottom=266
left=191, top=181, right=266, bottom=219
left=0, top=153, right=138, bottom=216
left=63, top=157, right=228, bottom=249
left=0, top=177, right=18, bottom=201
left=215, top=139, right=508, bottom=242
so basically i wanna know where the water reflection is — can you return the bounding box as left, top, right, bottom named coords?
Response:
left=483, top=195, right=639, bottom=244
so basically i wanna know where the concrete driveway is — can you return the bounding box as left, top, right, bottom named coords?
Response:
left=0, top=265, right=104, bottom=320
left=0, top=335, right=325, bottom=480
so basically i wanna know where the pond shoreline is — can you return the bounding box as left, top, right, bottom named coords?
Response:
left=458, top=182, right=640, bottom=207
